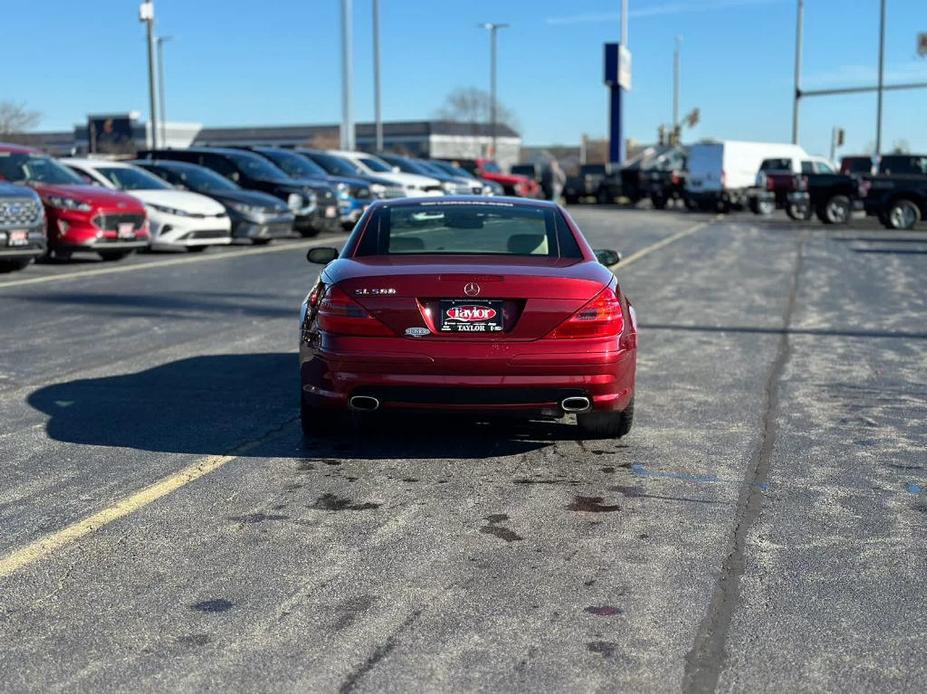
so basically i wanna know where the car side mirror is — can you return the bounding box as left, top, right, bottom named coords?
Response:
left=594, top=249, right=621, bottom=266
left=307, top=247, right=339, bottom=264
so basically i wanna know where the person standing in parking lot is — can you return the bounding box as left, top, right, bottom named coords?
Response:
left=548, top=159, right=566, bottom=204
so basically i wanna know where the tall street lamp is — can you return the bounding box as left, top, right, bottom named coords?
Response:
left=157, top=35, right=172, bottom=147
left=139, top=1, right=159, bottom=148
left=340, top=0, right=355, bottom=150
left=478, top=22, right=509, bottom=158
left=372, top=0, right=383, bottom=152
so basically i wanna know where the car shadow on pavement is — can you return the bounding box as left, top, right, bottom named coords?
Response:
left=28, top=353, right=571, bottom=460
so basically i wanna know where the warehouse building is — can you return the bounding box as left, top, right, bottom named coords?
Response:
left=12, top=116, right=522, bottom=170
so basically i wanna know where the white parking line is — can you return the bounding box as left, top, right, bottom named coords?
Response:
left=0, top=238, right=342, bottom=290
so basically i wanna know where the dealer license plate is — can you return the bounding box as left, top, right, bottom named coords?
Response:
left=439, top=300, right=504, bottom=333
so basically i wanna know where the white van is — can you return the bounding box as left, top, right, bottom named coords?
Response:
left=685, top=141, right=809, bottom=211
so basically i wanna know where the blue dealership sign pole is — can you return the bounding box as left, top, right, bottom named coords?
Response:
left=605, top=1, right=630, bottom=165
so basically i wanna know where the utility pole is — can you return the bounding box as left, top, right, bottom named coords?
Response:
left=673, top=35, right=682, bottom=128
left=372, top=0, right=383, bottom=152
left=875, top=0, right=886, bottom=155
left=139, top=1, right=159, bottom=148
left=479, top=22, right=509, bottom=158
left=157, top=35, right=172, bottom=147
left=340, top=0, right=355, bottom=150
left=791, top=0, right=804, bottom=144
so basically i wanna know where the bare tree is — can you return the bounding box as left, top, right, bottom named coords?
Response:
left=434, top=87, right=519, bottom=134
left=0, top=101, right=41, bottom=135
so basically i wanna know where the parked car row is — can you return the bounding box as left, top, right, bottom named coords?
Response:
left=545, top=142, right=927, bottom=231
left=0, top=142, right=537, bottom=273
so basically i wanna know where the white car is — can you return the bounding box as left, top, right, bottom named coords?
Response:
left=327, top=150, right=443, bottom=197
left=61, top=159, right=232, bottom=251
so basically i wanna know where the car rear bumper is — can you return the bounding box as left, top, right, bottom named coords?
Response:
left=299, top=337, right=636, bottom=413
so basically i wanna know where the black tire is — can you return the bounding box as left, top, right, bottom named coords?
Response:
left=651, top=193, right=668, bottom=210
left=786, top=202, right=812, bottom=221
left=753, top=198, right=775, bottom=216
left=0, top=257, right=32, bottom=273
left=187, top=245, right=209, bottom=253
left=250, top=238, right=273, bottom=246
left=576, top=399, right=634, bottom=439
left=564, top=195, right=578, bottom=205
left=596, top=189, right=609, bottom=205
left=298, top=227, right=321, bottom=239
left=97, top=250, right=134, bottom=262
left=885, top=198, right=921, bottom=230
left=816, top=195, right=852, bottom=225
left=684, top=197, right=698, bottom=211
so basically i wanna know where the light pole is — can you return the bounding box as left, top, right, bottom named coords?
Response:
left=791, top=0, right=804, bottom=144
left=479, top=22, right=509, bottom=158
left=372, top=0, right=382, bottom=152
left=139, top=1, right=159, bottom=148
left=157, top=35, right=172, bottom=147
left=875, top=0, right=886, bottom=155
left=340, top=0, right=355, bottom=150
left=673, top=35, right=682, bottom=129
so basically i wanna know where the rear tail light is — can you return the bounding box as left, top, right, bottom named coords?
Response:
left=317, top=285, right=393, bottom=337
left=721, top=170, right=727, bottom=187
left=548, top=286, right=625, bottom=339
left=671, top=172, right=681, bottom=186
left=765, top=175, right=775, bottom=192
left=858, top=179, right=871, bottom=198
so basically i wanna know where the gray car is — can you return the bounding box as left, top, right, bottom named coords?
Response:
left=0, top=183, right=46, bottom=272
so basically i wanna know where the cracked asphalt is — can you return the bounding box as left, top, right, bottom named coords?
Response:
left=0, top=206, right=925, bottom=692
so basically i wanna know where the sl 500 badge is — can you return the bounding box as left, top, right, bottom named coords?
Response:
left=404, top=327, right=430, bottom=337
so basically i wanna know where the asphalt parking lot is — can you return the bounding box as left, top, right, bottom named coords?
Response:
left=1, top=206, right=925, bottom=692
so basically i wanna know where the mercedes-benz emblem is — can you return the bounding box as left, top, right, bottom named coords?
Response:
left=464, top=282, right=480, bottom=297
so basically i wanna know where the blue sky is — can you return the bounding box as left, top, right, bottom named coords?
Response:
left=2, top=0, right=925, bottom=158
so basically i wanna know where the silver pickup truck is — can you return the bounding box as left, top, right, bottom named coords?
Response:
left=0, top=183, right=46, bottom=272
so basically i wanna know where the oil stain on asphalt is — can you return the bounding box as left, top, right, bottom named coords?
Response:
left=567, top=496, right=621, bottom=513
left=480, top=514, right=524, bottom=542
left=311, top=493, right=381, bottom=511
left=190, top=599, right=234, bottom=613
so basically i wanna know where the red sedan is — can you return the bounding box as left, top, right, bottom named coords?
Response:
left=299, top=198, right=637, bottom=439
left=0, top=144, right=148, bottom=261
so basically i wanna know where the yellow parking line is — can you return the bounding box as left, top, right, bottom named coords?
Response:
left=610, top=215, right=720, bottom=269
left=0, top=238, right=341, bottom=290
left=0, top=214, right=718, bottom=580
left=0, top=454, right=234, bottom=580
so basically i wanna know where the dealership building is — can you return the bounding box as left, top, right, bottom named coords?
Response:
left=13, top=115, right=523, bottom=170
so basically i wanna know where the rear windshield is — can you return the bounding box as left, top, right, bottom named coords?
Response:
left=760, top=158, right=791, bottom=172
left=879, top=156, right=927, bottom=175
left=355, top=202, right=582, bottom=258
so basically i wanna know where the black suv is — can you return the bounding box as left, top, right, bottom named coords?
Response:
left=0, top=183, right=46, bottom=272
left=137, top=148, right=339, bottom=237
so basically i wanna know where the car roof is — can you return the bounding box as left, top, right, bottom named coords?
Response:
left=62, top=158, right=134, bottom=169
left=0, top=142, right=40, bottom=154
left=371, top=195, right=561, bottom=210
left=133, top=159, right=199, bottom=169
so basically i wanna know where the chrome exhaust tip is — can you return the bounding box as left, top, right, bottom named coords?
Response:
left=561, top=396, right=591, bottom=413
left=349, top=395, right=380, bottom=412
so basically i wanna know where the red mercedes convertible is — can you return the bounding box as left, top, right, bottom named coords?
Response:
left=299, top=197, right=637, bottom=438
